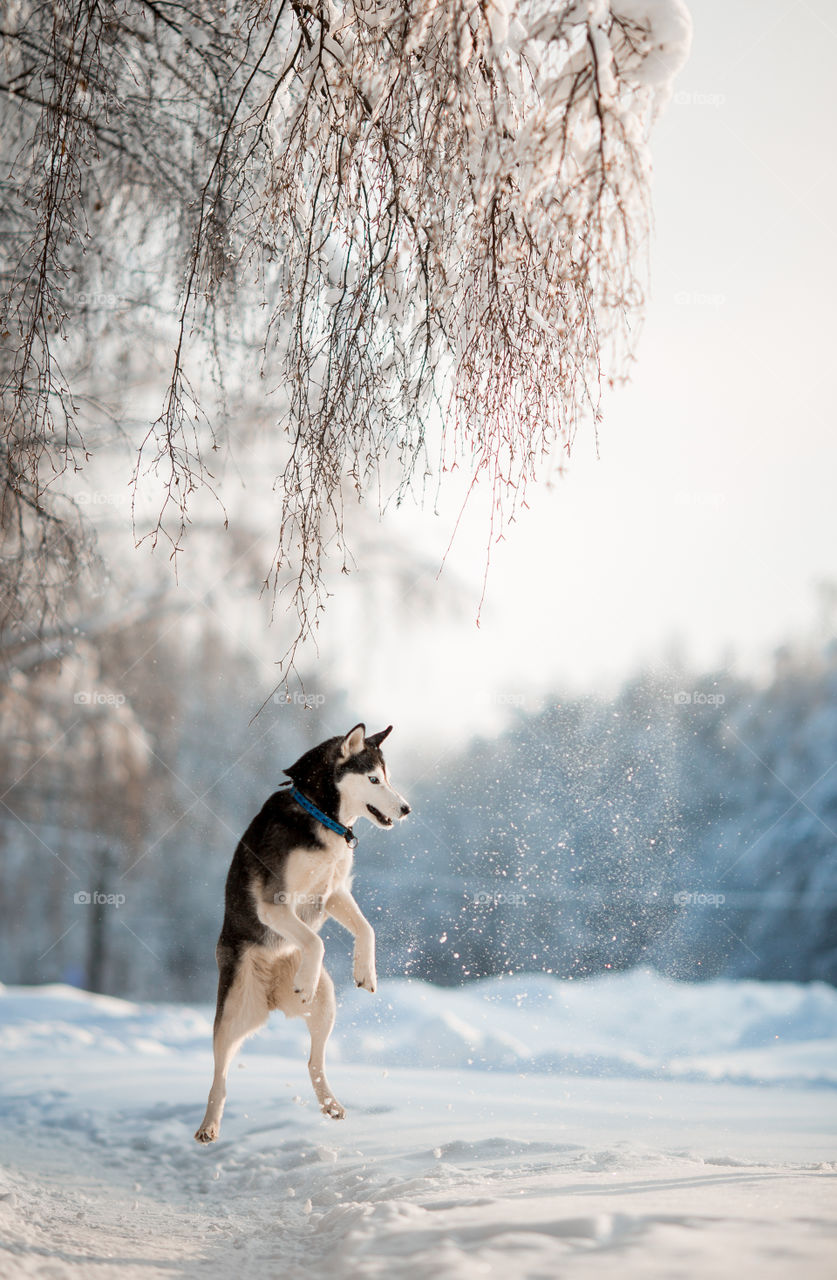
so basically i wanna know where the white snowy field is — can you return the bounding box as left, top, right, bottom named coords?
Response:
left=1, top=971, right=835, bottom=1278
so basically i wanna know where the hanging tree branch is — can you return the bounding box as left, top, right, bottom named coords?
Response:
left=0, top=0, right=691, bottom=660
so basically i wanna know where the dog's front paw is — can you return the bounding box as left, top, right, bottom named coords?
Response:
left=353, top=958, right=377, bottom=993
left=194, top=1122, right=218, bottom=1144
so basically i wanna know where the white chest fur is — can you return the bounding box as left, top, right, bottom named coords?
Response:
left=282, top=834, right=354, bottom=911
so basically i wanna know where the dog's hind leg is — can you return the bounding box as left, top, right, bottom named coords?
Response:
left=305, top=966, right=345, bottom=1120
left=272, top=959, right=345, bottom=1119
left=195, top=949, right=268, bottom=1144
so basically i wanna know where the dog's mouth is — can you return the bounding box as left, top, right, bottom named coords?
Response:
left=367, top=804, right=394, bottom=828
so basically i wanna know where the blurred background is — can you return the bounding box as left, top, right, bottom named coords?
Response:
left=1, top=0, right=835, bottom=1001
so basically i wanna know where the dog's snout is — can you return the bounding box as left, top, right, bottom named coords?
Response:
left=400, top=802, right=411, bottom=817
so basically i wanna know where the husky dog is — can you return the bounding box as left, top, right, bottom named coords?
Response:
left=195, top=724, right=410, bottom=1143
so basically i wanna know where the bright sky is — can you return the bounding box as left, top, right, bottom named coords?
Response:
left=324, top=0, right=837, bottom=746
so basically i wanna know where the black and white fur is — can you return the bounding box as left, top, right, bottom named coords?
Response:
left=195, top=723, right=410, bottom=1143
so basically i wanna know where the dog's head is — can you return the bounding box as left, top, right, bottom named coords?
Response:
left=284, top=723, right=410, bottom=829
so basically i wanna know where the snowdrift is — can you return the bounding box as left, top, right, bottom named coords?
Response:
left=2, top=968, right=835, bottom=1089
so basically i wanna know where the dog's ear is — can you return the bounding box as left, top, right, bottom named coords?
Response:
left=339, top=724, right=366, bottom=758
left=366, top=725, right=393, bottom=749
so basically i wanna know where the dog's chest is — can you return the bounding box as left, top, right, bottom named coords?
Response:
left=283, top=837, right=353, bottom=906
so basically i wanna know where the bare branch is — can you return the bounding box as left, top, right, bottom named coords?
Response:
left=0, top=0, right=691, bottom=658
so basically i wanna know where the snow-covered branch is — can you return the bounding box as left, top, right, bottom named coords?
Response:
left=0, top=0, right=690, bottom=656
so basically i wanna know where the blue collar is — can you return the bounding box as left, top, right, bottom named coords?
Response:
left=289, top=786, right=358, bottom=848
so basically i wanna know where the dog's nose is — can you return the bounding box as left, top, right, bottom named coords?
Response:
left=400, top=803, right=411, bottom=817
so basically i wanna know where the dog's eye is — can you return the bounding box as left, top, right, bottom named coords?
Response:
left=369, top=775, right=380, bottom=785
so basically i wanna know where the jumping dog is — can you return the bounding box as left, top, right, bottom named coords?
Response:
left=195, top=724, right=410, bottom=1142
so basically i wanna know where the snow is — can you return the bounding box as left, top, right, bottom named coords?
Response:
left=1, top=971, right=835, bottom=1277
left=614, top=0, right=693, bottom=87
left=4, top=969, right=836, bottom=1085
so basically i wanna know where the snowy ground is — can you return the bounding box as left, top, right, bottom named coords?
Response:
left=1, top=971, right=835, bottom=1278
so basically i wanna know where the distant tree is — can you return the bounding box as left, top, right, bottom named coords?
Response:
left=0, top=0, right=690, bottom=660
